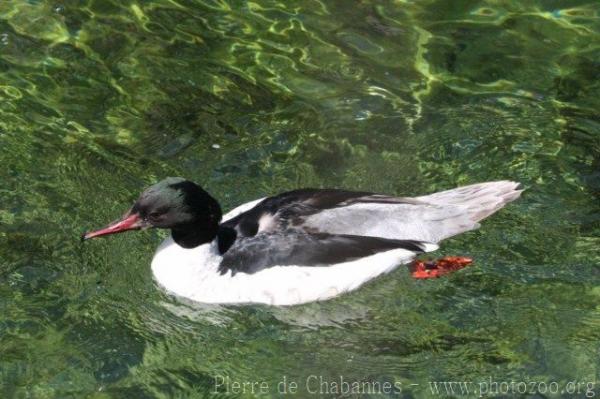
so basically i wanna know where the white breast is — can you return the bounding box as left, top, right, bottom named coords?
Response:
left=151, top=236, right=421, bottom=305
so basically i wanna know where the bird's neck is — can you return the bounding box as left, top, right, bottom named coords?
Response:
left=171, top=224, right=219, bottom=249
left=171, top=192, right=223, bottom=249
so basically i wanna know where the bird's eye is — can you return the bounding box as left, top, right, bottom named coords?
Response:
left=149, top=212, right=161, bottom=219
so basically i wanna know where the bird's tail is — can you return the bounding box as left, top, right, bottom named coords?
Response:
left=416, top=181, right=523, bottom=242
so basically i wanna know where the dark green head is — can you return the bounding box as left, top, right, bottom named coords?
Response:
left=83, top=177, right=222, bottom=248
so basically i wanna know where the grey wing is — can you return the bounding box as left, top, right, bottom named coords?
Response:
left=300, top=181, right=523, bottom=243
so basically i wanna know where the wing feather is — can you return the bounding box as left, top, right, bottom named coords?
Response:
left=219, top=181, right=522, bottom=248
left=218, top=232, right=434, bottom=275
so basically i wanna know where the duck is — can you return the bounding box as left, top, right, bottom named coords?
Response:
left=83, top=178, right=522, bottom=305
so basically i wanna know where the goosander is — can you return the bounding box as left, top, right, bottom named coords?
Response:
left=83, top=178, right=522, bottom=305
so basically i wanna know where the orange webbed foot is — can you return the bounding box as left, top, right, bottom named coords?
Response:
left=410, top=256, right=473, bottom=279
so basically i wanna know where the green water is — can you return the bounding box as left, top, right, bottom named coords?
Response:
left=0, top=0, right=599, bottom=397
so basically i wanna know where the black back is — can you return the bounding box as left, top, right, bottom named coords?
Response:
left=220, top=188, right=373, bottom=237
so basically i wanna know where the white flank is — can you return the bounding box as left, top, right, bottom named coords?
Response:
left=151, top=236, right=426, bottom=306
